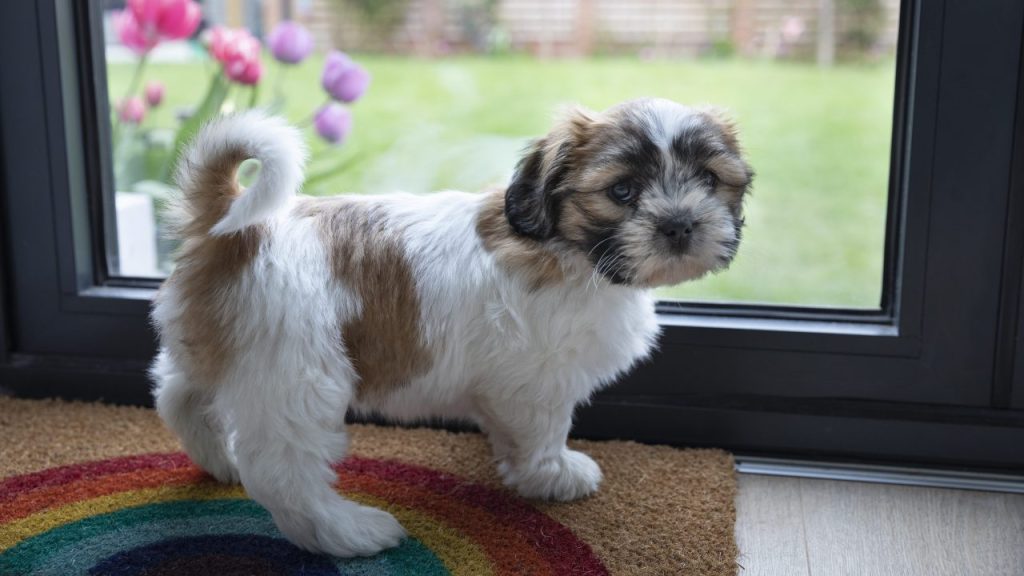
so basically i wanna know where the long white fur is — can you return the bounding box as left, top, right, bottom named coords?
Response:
left=152, top=114, right=662, bottom=557
left=176, top=110, right=309, bottom=235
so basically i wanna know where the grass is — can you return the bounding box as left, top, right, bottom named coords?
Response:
left=109, top=54, right=896, bottom=307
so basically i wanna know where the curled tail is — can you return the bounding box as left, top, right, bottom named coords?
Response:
left=171, top=110, right=308, bottom=238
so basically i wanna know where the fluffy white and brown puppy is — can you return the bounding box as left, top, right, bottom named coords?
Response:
left=150, top=98, right=752, bottom=557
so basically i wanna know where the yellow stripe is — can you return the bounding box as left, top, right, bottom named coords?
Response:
left=352, top=493, right=495, bottom=576
left=3, top=488, right=495, bottom=575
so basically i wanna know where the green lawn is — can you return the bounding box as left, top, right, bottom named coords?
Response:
left=110, top=54, right=895, bottom=307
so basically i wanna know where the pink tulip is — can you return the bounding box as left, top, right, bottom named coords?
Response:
left=207, top=26, right=263, bottom=85
left=127, top=0, right=161, bottom=30
left=114, top=10, right=158, bottom=55
left=145, top=82, right=165, bottom=107
left=205, top=26, right=233, bottom=61
left=128, top=0, right=200, bottom=40
left=321, top=51, right=370, bottom=103
left=156, top=0, right=201, bottom=39
left=314, top=103, right=352, bottom=144
left=116, top=0, right=200, bottom=55
left=268, top=21, right=314, bottom=64
left=118, top=97, right=147, bottom=124
left=228, top=56, right=263, bottom=85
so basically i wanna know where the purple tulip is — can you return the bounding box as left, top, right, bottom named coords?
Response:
left=268, top=21, right=313, bottom=64
left=314, top=103, right=352, bottom=144
left=321, top=51, right=370, bottom=103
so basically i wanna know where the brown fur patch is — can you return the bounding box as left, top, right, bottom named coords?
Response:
left=698, top=106, right=742, bottom=153
left=705, top=154, right=753, bottom=189
left=296, top=197, right=432, bottom=399
left=503, top=107, right=596, bottom=239
left=476, top=190, right=565, bottom=290
left=558, top=192, right=631, bottom=246
left=169, top=150, right=250, bottom=239
left=551, top=117, right=637, bottom=246
left=573, top=161, right=631, bottom=194
left=159, top=151, right=264, bottom=385
left=505, top=104, right=644, bottom=249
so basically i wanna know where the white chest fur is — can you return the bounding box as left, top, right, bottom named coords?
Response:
left=352, top=191, right=662, bottom=421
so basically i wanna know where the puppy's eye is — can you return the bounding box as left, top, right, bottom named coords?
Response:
left=609, top=182, right=636, bottom=204
left=702, top=170, right=719, bottom=189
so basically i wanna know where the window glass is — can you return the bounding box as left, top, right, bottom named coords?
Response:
left=99, top=0, right=898, bottom=308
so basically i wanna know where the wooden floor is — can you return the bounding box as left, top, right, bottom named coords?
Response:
left=735, top=474, right=1024, bottom=576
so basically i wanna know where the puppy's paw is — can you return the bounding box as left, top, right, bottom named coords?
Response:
left=203, top=459, right=241, bottom=485
left=191, top=447, right=240, bottom=485
left=494, top=456, right=513, bottom=479
left=275, top=499, right=406, bottom=557
left=317, top=502, right=406, bottom=557
left=504, top=449, right=603, bottom=502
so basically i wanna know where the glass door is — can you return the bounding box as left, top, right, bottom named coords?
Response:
left=1, top=0, right=1023, bottom=469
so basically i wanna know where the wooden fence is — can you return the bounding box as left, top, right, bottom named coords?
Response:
left=256, top=0, right=902, bottom=61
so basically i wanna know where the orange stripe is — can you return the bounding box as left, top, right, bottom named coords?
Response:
left=0, top=466, right=209, bottom=523
left=0, top=484, right=246, bottom=550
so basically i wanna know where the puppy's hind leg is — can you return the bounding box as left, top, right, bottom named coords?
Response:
left=223, top=363, right=406, bottom=557
left=151, top=350, right=239, bottom=484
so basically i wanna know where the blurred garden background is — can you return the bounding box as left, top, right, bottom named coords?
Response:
left=102, top=0, right=899, bottom=308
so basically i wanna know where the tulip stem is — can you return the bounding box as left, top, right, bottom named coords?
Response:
left=124, top=53, right=149, bottom=104
left=248, top=84, right=260, bottom=108
left=273, top=63, right=287, bottom=106
left=296, top=97, right=333, bottom=128
left=112, top=53, right=149, bottom=131
left=304, top=149, right=365, bottom=187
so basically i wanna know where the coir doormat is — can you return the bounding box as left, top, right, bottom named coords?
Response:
left=0, top=398, right=737, bottom=575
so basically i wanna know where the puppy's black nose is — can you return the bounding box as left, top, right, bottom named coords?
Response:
left=659, top=218, right=695, bottom=251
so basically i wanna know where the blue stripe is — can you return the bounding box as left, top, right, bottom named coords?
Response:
left=88, top=534, right=339, bottom=576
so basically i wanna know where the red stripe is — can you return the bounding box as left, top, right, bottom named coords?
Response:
left=0, top=467, right=210, bottom=523
left=0, top=453, right=191, bottom=504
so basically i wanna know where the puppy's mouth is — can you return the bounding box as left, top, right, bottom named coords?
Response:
left=584, top=229, right=738, bottom=288
left=619, top=247, right=737, bottom=288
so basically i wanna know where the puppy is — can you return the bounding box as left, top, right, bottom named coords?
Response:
left=150, top=98, right=752, bottom=557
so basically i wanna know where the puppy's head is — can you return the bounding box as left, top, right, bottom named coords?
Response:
left=506, top=98, right=752, bottom=288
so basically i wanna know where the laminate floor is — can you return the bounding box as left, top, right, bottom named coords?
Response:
left=735, top=474, right=1024, bottom=576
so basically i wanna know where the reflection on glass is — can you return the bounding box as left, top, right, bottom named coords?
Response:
left=101, top=0, right=898, bottom=309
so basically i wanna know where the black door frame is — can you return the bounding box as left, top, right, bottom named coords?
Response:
left=2, top=0, right=1023, bottom=471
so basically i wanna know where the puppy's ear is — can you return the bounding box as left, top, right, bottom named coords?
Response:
left=698, top=105, right=741, bottom=152
left=505, top=107, right=593, bottom=239
left=505, top=137, right=557, bottom=239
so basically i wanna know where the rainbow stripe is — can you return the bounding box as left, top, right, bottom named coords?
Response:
left=0, top=453, right=608, bottom=575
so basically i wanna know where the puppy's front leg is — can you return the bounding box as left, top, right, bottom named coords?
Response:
left=475, top=395, right=602, bottom=502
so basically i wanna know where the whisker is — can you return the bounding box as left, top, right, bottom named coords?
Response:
left=585, top=235, right=617, bottom=260
left=595, top=252, right=627, bottom=288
